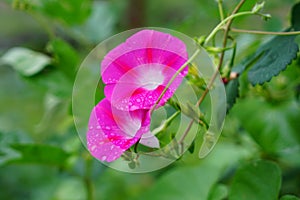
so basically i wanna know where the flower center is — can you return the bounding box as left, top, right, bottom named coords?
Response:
left=138, top=64, right=165, bottom=90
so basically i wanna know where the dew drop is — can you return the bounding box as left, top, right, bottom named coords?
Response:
left=102, top=156, right=107, bottom=160
left=131, top=105, right=139, bottom=110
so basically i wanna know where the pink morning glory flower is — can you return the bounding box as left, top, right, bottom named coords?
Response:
left=87, top=98, right=159, bottom=162
left=87, top=30, right=188, bottom=162
left=101, top=30, right=189, bottom=111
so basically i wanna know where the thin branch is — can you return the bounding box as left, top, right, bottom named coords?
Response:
left=218, top=0, right=225, bottom=21
left=204, top=10, right=253, bottom=44
left=199, top=0, right=246, bottom=106
left=231, top=28, right=300, bottom=35
left=150, top=48, right=201, bottom=115
left=84, top=159, right=94, bottom=200
left=179, top=0, right=246, bottom=145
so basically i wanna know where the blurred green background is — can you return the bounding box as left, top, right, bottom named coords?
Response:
left=0, top=0, right=300, bottom=199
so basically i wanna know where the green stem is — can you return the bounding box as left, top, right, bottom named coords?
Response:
left=150, top=48, right=201, bottom=115
left=231, top=28, right=300, bottom=35
left=29, top=12, right=55, bottom=39
left=152, top=110, right=180, bottom=134
left=204, top=11, right=254, bottom=44
left=84, top=158, right=94, bottom=200
left=217, top=0, right=225, bottom=21
left=179, top=0, right=247, bottom=146
left=179, top=120, right=194, bottom=144
left=229, top=38, right=237, bottom=68
left=150, top=1, right=260, bottom=116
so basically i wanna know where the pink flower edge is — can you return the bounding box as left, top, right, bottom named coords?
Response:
left=87, top=98, right=159, bottom=162
left=101, top=30, right=189, bottom=111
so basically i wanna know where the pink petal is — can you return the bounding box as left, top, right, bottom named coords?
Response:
left=100, top=30, right=188, bottom=111
left=102, top=48, right=188, bottom=84
left=104, top=63, right=186, bottom=111
left=101, top=30, right=188, bottom=78
left=139, top=131, right=160, bottom=148
left=86, top=98, right=150, bottom=162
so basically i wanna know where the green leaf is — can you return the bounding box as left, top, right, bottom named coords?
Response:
left=225, top=52, right=260, bottom=111
left=33, top=0, right=91, bottom=26
left=0, top=147, right=21, bottom=166
left=225, top=79, right=239, bottom=111
left=291, top=2, right=300, bottom=31
left=248, top=34, right=299, bottom=85
left=72, top=1, right=116, bottom=43
left=8, top=143, right=70, bottom=166
left=1, top=47, right=51, bottom=76
left=232, top=98, right=300, bottom=164
left=35, top=93, right=73, bottom=136
left=138, top=142, right=251, bottom=200
left=47, top=38, right=80, bottom=80
left=208, top=184, right=228, bottom=200
left=229, top=160, right=281, bottom=200
left=186, top=64, right=206, bottom=90
left=280, top=195, right=300, bottom=200
left=0, top=64, right=46, bottom=134
left=52, top=177, right=87, bottom=199
left=188, top=140, right=195, bottom=154
left=25, top=69, right=72, bottom=98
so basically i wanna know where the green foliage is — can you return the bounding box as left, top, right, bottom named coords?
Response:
left=247, top=34, right=299, bottom=85
left=225, top=78, right=239, bottom=111
left=208, top=184, right=228, bottom=200
left=8, top=143, right=70, bottom=166
left=47, top=38, right=80, bottom=80
left=232, top=98, right=300, bottom=164
left=229, top=160, right=281, bottom=200
left=291, top=2, right=300, bottom=31
left=281, top=195, right=300, bottom=200
left=72, top=1, right=116, bottom=43
left=138, top=142, right=251, bottom=200
left=1, top=0, right=300, bottom=199
left=32, top=0, right=91, bottom=26
left=140, top=165, right=217, bottom=200
left=225, top=2, right=300, bottom=111
left=0, top=47, right=51, bottom=76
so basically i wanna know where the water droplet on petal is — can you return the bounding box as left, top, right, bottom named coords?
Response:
left=131, top=105, right=139, bottom=110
